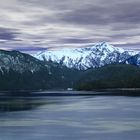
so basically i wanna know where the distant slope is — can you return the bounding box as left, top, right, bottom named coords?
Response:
left=76, top=64, right=140, bottom=90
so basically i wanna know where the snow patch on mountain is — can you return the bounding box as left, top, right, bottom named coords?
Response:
left=0, top=50, right=47, bottom=73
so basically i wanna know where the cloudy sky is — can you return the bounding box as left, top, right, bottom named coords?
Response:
left=0, top=0, right=140, bottom=52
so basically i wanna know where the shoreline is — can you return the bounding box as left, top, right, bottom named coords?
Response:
left=0, top=89, right=140, bottom=97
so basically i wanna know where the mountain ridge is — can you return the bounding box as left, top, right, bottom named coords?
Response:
left=32, top=42, right=138, bottom=69
left=0, top=49, right=47, bottom=73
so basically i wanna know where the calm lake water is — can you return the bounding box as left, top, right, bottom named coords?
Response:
left=0, top=91, right=140, bottom=140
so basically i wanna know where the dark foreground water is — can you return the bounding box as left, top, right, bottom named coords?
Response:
left=0, top=91, right=140, bottom=140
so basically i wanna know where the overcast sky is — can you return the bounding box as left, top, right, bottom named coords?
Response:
left=0, top=0, right=140, bottom=52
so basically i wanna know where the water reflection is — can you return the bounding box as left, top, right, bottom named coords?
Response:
left=0, top=89, right=140, bottom=112
left=0, top=91, right=140, bottom=140
left=0, top=92, right=57, bottom=112
left=0, top=98, right=42, bottom=112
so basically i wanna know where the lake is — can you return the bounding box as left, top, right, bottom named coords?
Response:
left=0, top=91, right=140, bottom=140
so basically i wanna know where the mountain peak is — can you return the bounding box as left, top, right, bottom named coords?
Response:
left=100, top=42, right=110, bottom=46
left=98, top=42, right=125, bottom=53
left=95, top=42, right=114, bottom=51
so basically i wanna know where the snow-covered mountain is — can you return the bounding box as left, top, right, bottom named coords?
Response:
left=124, top=53, right=140, bottom=66
left=33, top=42, right=138, bottom=70
left=0, top=49, right=47, bottom=73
